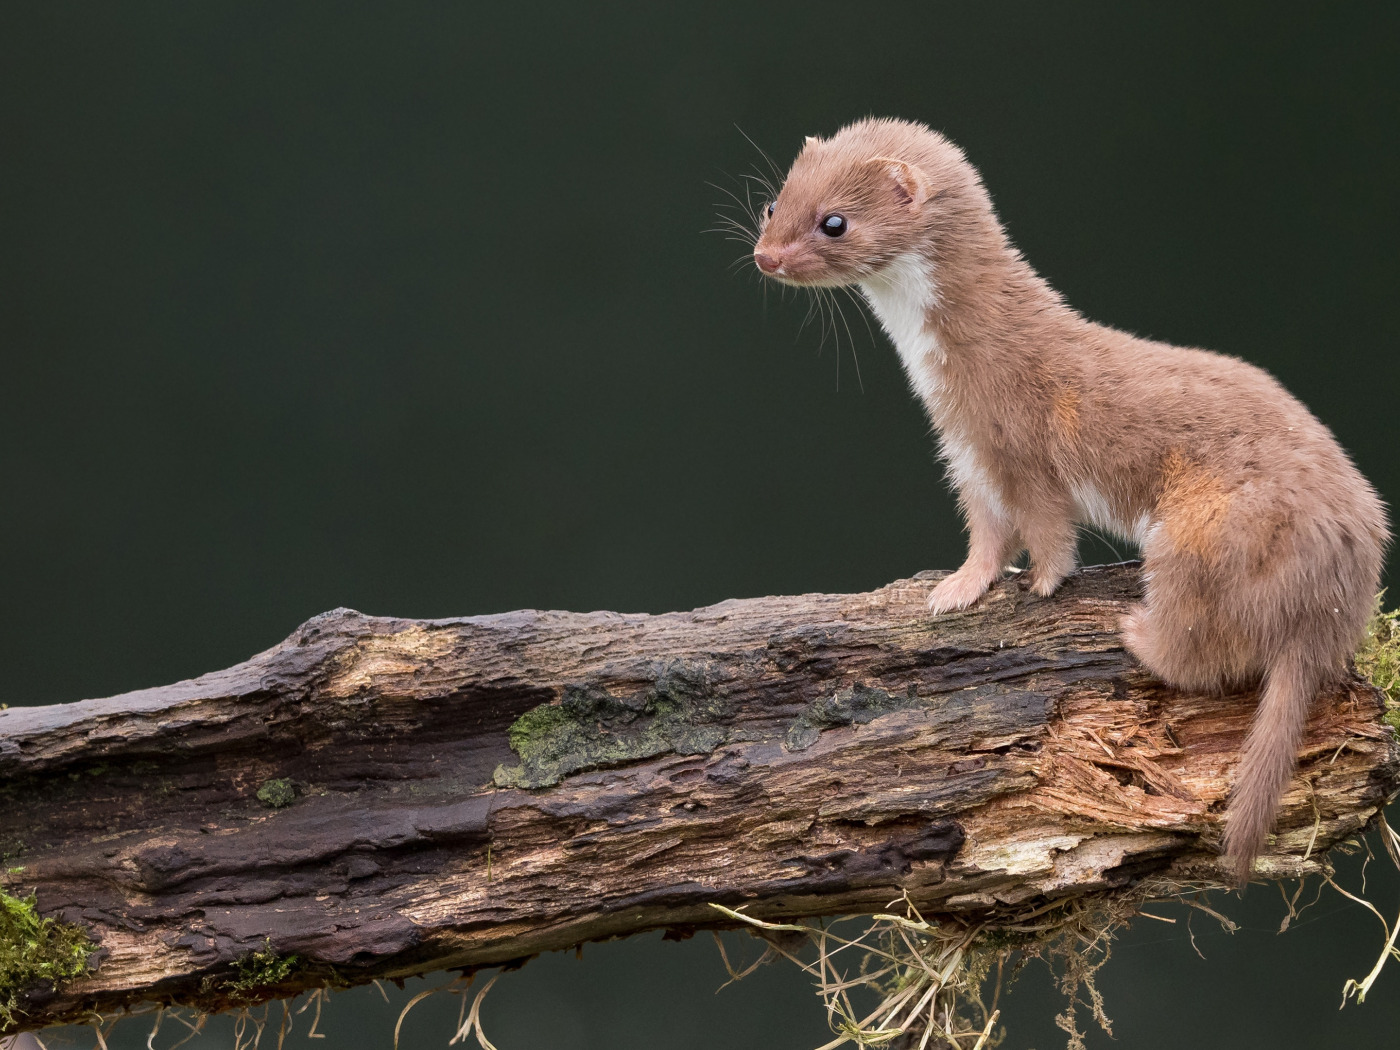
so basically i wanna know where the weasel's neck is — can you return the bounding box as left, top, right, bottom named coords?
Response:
left=860, top=243, right=1072, bottom=418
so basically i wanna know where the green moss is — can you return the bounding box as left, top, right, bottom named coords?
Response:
left=1356, top=597, right=1400, bottom=738
left=0, top=889, right=96, bottom=1030
left=256, top=778, right=296, bottom=808
left=507, top=703, right=577, bottom=756
left=227, top=940, right=299, bottom=995
left=494, top=661, right=729, bottom=789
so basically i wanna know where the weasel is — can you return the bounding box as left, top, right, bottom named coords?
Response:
left=750, top=117, right=1387, bottom=879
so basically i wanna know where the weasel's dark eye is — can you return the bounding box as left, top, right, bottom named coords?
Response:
left=820, top=214, right=847, bottom=237
left=765, top=201, right=775, bottom=219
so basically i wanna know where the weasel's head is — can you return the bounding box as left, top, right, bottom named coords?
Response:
left=752, top=118, right=953, bottom=288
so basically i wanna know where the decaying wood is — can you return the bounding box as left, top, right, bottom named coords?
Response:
left=1, top=564, right=1396, bottom=1032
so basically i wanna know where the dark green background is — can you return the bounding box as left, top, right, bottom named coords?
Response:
left=3, top=3, right=1398, bottom=1047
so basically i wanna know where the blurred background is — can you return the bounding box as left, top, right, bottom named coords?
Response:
left=3, top=2, right=1398, bottom=1047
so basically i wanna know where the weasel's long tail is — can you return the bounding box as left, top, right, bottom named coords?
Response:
left=1222, top=648, right=1323, bottom=879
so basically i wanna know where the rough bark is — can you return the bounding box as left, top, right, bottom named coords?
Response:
left=1, top=564, right=1396, bottom=1032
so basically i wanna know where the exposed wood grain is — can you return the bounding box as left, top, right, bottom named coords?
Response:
left=1, top=564, right=1396, bottom=1033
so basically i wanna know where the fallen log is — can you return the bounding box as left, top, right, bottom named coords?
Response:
left=1, top=563, right=1396, bottom=1033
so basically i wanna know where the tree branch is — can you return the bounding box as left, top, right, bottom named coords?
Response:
left=2, top=564, right=1396, bottom=1032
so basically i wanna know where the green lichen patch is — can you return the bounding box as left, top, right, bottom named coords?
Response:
left=1356, top=597, right=1400, bottom=736
left=1, top=889, right=97, bottom=1030
left=256, top=778, right=297, bottom=808
left=494, top=661, right=729, bottom=789
left=784, top=682, right=919, bottom=751
left=227, top=940, right=300, bottom=995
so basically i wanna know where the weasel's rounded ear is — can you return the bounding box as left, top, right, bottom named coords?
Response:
left=866, top=156, right=932, bottom=207
left=804, top=135, right=822, bottom=147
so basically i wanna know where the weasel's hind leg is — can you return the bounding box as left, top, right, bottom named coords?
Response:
left=1120, top=538, right=1261, bottom=692
left=1119, top=602, right=1244, bottom=693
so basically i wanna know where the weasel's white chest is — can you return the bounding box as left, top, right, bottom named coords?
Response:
left=861, top=254, right=1008, bottom=518
left=859, top=253, right=945, bottom=409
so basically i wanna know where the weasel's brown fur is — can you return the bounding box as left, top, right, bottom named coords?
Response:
left=751, top=117, right=1387, bottom=879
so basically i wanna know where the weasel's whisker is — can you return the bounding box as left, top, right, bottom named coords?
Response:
left=708, top=173, right=764, bottom=249
left=736, top=170, right=778, bottom=201
left=837, top=284, right=879, bottom=348
left=823, top=290, right=843, bottom=390
left=739, top=172, right=784, bottom=203
left=706, top=178, right=749, bottom=204
left=733, top=124, right=785, bottom=186
left=712, top=212, right=756, bottom=232
left=708, top=181, right=762, bottom=222
left=739, top=149, right=784, bottom=191
left=709, top=206, right=753, bottom=222
left=710, top=211, right=756, bottom=235
left=811, top=289, right=830, bottom=356
left=704, top=214, right=752, bottom=230
left=705, top=223, right=759, bottom=243
left=796, top=292, right=818, bottom=345
left=710, top=228, right=757, bottom=248
left=1078, top=525, right=1127, bottom=564
left=829, top=289, right=865, bottom=393
left=823, top=290, right=837, bottom=365
left=813, top=289, right=846, bottom=390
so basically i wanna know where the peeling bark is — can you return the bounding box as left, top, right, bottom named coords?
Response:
left=1, top=564, right=1396, bottom=1032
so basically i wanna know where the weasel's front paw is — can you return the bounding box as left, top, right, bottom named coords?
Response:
left=927, top=569, right=993, bottom=615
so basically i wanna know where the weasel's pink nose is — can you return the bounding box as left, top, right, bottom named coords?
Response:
left=754, top=250, right=781, bottom=274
